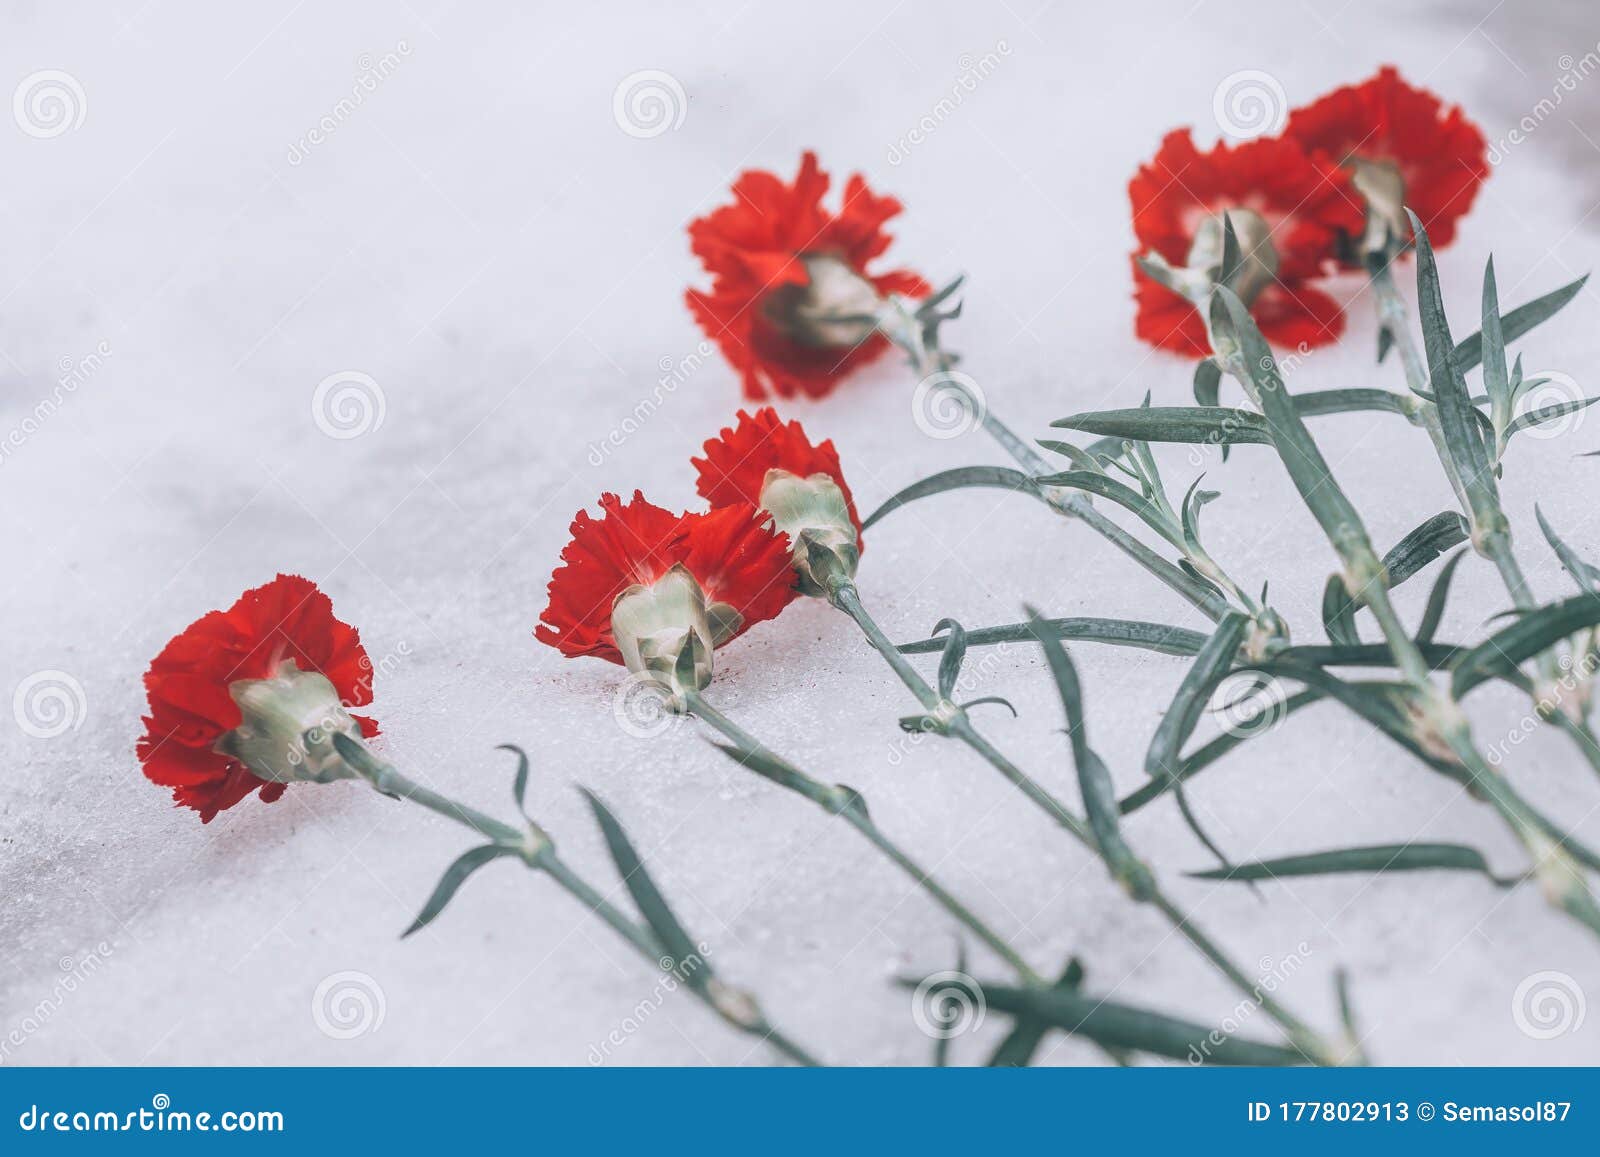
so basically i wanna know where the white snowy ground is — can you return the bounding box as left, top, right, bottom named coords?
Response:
left=3, top=0, right=1600, bottom=1066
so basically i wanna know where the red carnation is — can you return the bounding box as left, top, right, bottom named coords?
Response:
left=1286, top=65, right=1488, bottom=262
left=693, top=408, right=863, bottom=596
left=138, top=574, right=378, bottom=823
left=1129, top=129, right=1361, bottom=355
left=693, top=407, right=862, bottom=537
left=686, top=151, right=930, bottom=401
left=536, top=491, right=797, bottom=665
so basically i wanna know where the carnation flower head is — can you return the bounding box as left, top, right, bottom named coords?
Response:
left=686, top=151, right=930, bottom=401
left=1129, top=129, right=1361, bottom=356
left=693, top=408, right=862, bottom=596
left=536, top=491, right=797, bottom=696
left=137, top=574, right=379, bottom=823
left=1286, top=65, right=1488, bottom=263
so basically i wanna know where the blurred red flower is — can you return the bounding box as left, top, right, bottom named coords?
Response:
left=686, top=151, right=930, bottom=401
left=1286, top=65, right=1488, bottom=263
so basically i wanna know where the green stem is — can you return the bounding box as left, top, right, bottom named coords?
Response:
left=341, top=740, right=822, bottom=1066
left=902, top=334, right=1229, bottom=622
left=682, top=690, right=1042, bottom=984
left=1371, top=264, right=1598, bottom=776
left=829, top=579, right=1338, bottom=1062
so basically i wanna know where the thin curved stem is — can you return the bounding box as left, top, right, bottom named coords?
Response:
left=828, top=579, right=1339, bottom=1062
left=341, top=741, right=822, bottom=1066
left=683, top=689, right=1042, bottom=985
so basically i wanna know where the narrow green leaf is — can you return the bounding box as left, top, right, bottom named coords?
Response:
left=498, top=743, right=532, bottom=818
left=1194, top=358, right=1222, bottom=407
left=581, top=788, right=708, bottom=989
left=1410, top=210, right=1501, bottom=530
left=1292, top=388, right=1415, bottom=420
left=1052, top=406, right=1273, bottom=447
left=1480, top=258, right=1512, bottom=435
left=1187, top=841, right=1518, bottom=887
left=1452, top=593, right=1600, bottom=697
left=1377, top=324, right=1395, bottom=364
left=1321, top=575, right=1361, bottom=647
left=1416, top=550, right=1468, bottom=646
left=924, top=980, right=1306, bottom=1066
left=1031, top=469, right=1180, bottom=547
left=1507, top=395, right=1600, bottom=440
left=1453, top=274, right=1588, bottom=372
left=1147, top=613, right=1251, bottom=783
left=1384, top=511, right=1472, bottom=585
left=1320, top=512, right=1467, bottom=644
left=1119, top=688, right=1326, bottom=814
left=1536, top=505, right=1600, bottom=592
left=899, top=617, right=1207, bottom=658
left=1025, top=606, right=1151, bottom=897
left=987, top=959, right=1084, bottom=1067
left=932, top=618, right=967, bottom=701
left=1146, top=612, right=1252, bottom=871
left=862, top=467, right=1040, bottom=530
left=403, top=844, right=521, bottom=937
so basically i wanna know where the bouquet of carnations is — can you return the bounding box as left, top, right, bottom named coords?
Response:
left=137, top=68, right=1599, bottom=1066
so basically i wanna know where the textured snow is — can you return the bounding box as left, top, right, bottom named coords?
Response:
left=3, top=0, right=1600, bottom=1066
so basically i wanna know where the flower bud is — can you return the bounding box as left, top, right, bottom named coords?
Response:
left=218, top=661, right=364, bottom=784
left=762, top=255, right=885, bottom=349
left=759, top=468, right=861, bottom=595
left=610, top=564, right=719, bottom=700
